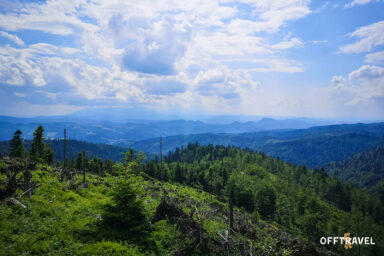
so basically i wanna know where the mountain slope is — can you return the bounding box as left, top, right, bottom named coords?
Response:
left=143, top=143, right=384, bottom=255
left=0, top=157, right=339, bottom=256
left=323, top=144, right=384, bottom=196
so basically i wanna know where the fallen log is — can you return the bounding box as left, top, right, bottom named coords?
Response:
left=6, top=197, right=27, bottom=209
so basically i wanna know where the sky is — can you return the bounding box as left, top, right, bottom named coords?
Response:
left=0, top=0, right=384, bottom=121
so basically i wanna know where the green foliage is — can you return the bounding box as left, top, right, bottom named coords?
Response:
left=228, top=172, right=256, bottom=212
left=152, top=220, right=183, bottom=255
left=101, top=178, right=152, bottom=246
left=1, top=140, right=384, bottom=255
left=9, top=130, right=25, bottom=158
left=44, top=147, right=55, bottom=165
left=255, top=186, right=277, bottom=218
left=30, top=125, right=45, bottom=162
left=324, top=144, right=384, bottom=196
left=141, top=143, right=384, bottom=255
left=78, top=241, right=144, bottom=256
left=29, top=126, right=55, bottom=165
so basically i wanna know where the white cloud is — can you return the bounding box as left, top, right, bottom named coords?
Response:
left=348, top=65, right=384, bottom=80
left=0, top=54, right=46, bottom=86
left=226, top=0, right=311, bottom=34
left=365, top=51, right=384, bottom=64
left=345, top=0, right=374, bottom=8
left=311, top=40, right=328, bottom=44
left=0, top=0, right=316, bottom=117
left=331, top=75, right=347, bottom=88
left=330, top=65, right=384, bottom=105
left=242, top=59, right=304, bottom=73
left=271, top=36, right=303, bottom=50
left=0, top=31, right=25, bottom=46
left=340, top=20, right=384, bottom=53
left=0, top=101, right=83, bottom=117
left=0, top=0, right=98, bottom=36
left=122, top=17, right=192, bottom=75
left=194, top=32, right=270, bottom=56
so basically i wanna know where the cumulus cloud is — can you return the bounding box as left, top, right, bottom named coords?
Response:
left=0, top=0, right=316, bottom=116
left=348, top=65, right=384, bottom=80
left=330, top=65, right=384, bottom=105
left=122, top=17, right=192, bottom=75
left=331, top=75, right=347, bottom=88
left=285, top=65, right=384, bottom=119
left=340, top=20, right=384, bottom=54
left=0, top=54, right=46, bottom=86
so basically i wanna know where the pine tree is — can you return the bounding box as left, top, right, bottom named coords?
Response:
left=9, top=130, right=25, bottom=158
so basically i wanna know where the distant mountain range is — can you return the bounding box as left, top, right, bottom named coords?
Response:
left=0, top=115, right=324, bottom=145
left=1, top=120, right=383, bottom=170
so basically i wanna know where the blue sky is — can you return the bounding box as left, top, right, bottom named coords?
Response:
left=0, top=0, right=383, bottom=120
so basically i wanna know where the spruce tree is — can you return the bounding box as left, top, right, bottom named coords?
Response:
left=9, top=130, right=25, bottom=158
left=30, top=125, right=45, bottom=162
left=30, top=125, right=54, bottom=164
left=102, top=179, right=151, bottom=244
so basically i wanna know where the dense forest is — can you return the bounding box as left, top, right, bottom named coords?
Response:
left=128, top=127, right=384, bottom=169
left=0, top=139, right=127, bottom=163
left=1, top=126, right=384, bottom=255
left=324, top=144, right=384, bottom=197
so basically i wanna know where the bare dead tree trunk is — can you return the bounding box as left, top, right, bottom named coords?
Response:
left=229, top=186, right=234, bottom=233
left=23, top=169, right=32, bottom=199
left=63, top=128, right=67, bottom=169
left=83, top=151, right=86, bottom=186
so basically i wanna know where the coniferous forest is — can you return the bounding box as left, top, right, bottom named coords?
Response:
left=1, top=126, right=383, bottom=255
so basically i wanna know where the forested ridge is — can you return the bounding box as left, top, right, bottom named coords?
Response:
left=2, top=121, right=384, bottom=169
left=324, top=144, right=384, bottom=197
left=1, top=127, right=384, bottom=255
left=128, top=130, right=384, bottom=169
left=0, top=139, right=127, bottom=162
